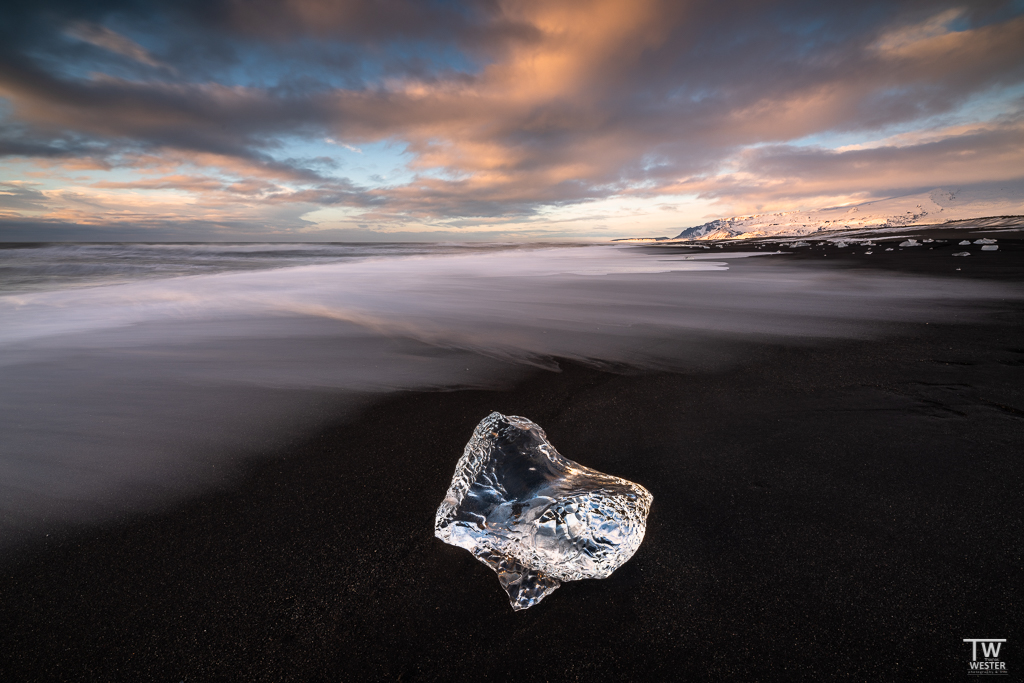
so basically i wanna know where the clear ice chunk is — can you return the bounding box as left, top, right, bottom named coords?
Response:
left=434, top=412, right=652, bottom=610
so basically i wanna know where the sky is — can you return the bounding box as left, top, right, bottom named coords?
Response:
left=1, top=0, right=1023, bottom=241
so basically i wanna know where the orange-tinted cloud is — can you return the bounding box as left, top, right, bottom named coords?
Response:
left=0, top=0, right=1022, bottom=237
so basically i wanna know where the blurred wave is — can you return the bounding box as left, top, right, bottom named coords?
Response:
left=0, top=241, right=586, bottom=294
left=1, top=243, right=1018, bottom=542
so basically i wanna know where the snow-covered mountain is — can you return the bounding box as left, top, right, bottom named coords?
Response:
left=671, top=183, right=1024, bottom=241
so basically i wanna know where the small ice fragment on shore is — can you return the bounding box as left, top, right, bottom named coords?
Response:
left=899, top=239, right=920, bottom=247
left=885, top=248, right=894, bottom=251
left=959, top=240, right=971, bottom=245
left=792, top=241, right=810, bottom=247
left=981, top=245, right=998, bottom=251
left=435, top=412, right=652, bottom=611
left=974, top=238, right=996, bottom=244
left=836, top=241, right=848, bottom=248
left=864, top=251, right=873, bottom=255
left=922, top=239, right=934, bottom=243
left=952, top=251, right=971, bottom=257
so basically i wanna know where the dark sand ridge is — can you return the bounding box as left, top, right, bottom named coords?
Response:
left=1, top=237, right=1021, bottom=680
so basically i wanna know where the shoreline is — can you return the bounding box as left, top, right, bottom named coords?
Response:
left=1, top=246, right=1022, bottom=680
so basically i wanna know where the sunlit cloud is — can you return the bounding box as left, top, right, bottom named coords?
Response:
left=66, top=22, right=175, bottom=72
left=1, top=0, right=1022, bottom=239
left=325, top=137, right=362, bottom=154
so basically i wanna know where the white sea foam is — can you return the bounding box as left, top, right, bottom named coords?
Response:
left=0, top=243, right=1019, bottom=541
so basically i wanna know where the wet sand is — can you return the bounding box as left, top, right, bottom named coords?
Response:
left=1, top=236, right=1022, bottom=681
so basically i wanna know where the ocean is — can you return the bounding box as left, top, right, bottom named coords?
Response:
left=0, top=241, right=1013, bottom=542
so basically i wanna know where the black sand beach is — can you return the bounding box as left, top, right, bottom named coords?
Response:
left=2, top=238, right=1022, bottom=681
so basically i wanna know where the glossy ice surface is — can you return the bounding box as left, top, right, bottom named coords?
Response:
left=435, top=412, right=652, bottom=610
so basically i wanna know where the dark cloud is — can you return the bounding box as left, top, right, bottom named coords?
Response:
left=0, top=0, right=1022, bottom=235
left=213, top=0, right=538, bottom=46
left=0, top=183, right=50, bottom=212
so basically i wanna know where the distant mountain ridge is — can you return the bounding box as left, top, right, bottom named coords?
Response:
left=671, top=183, right=1024, bottom=240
